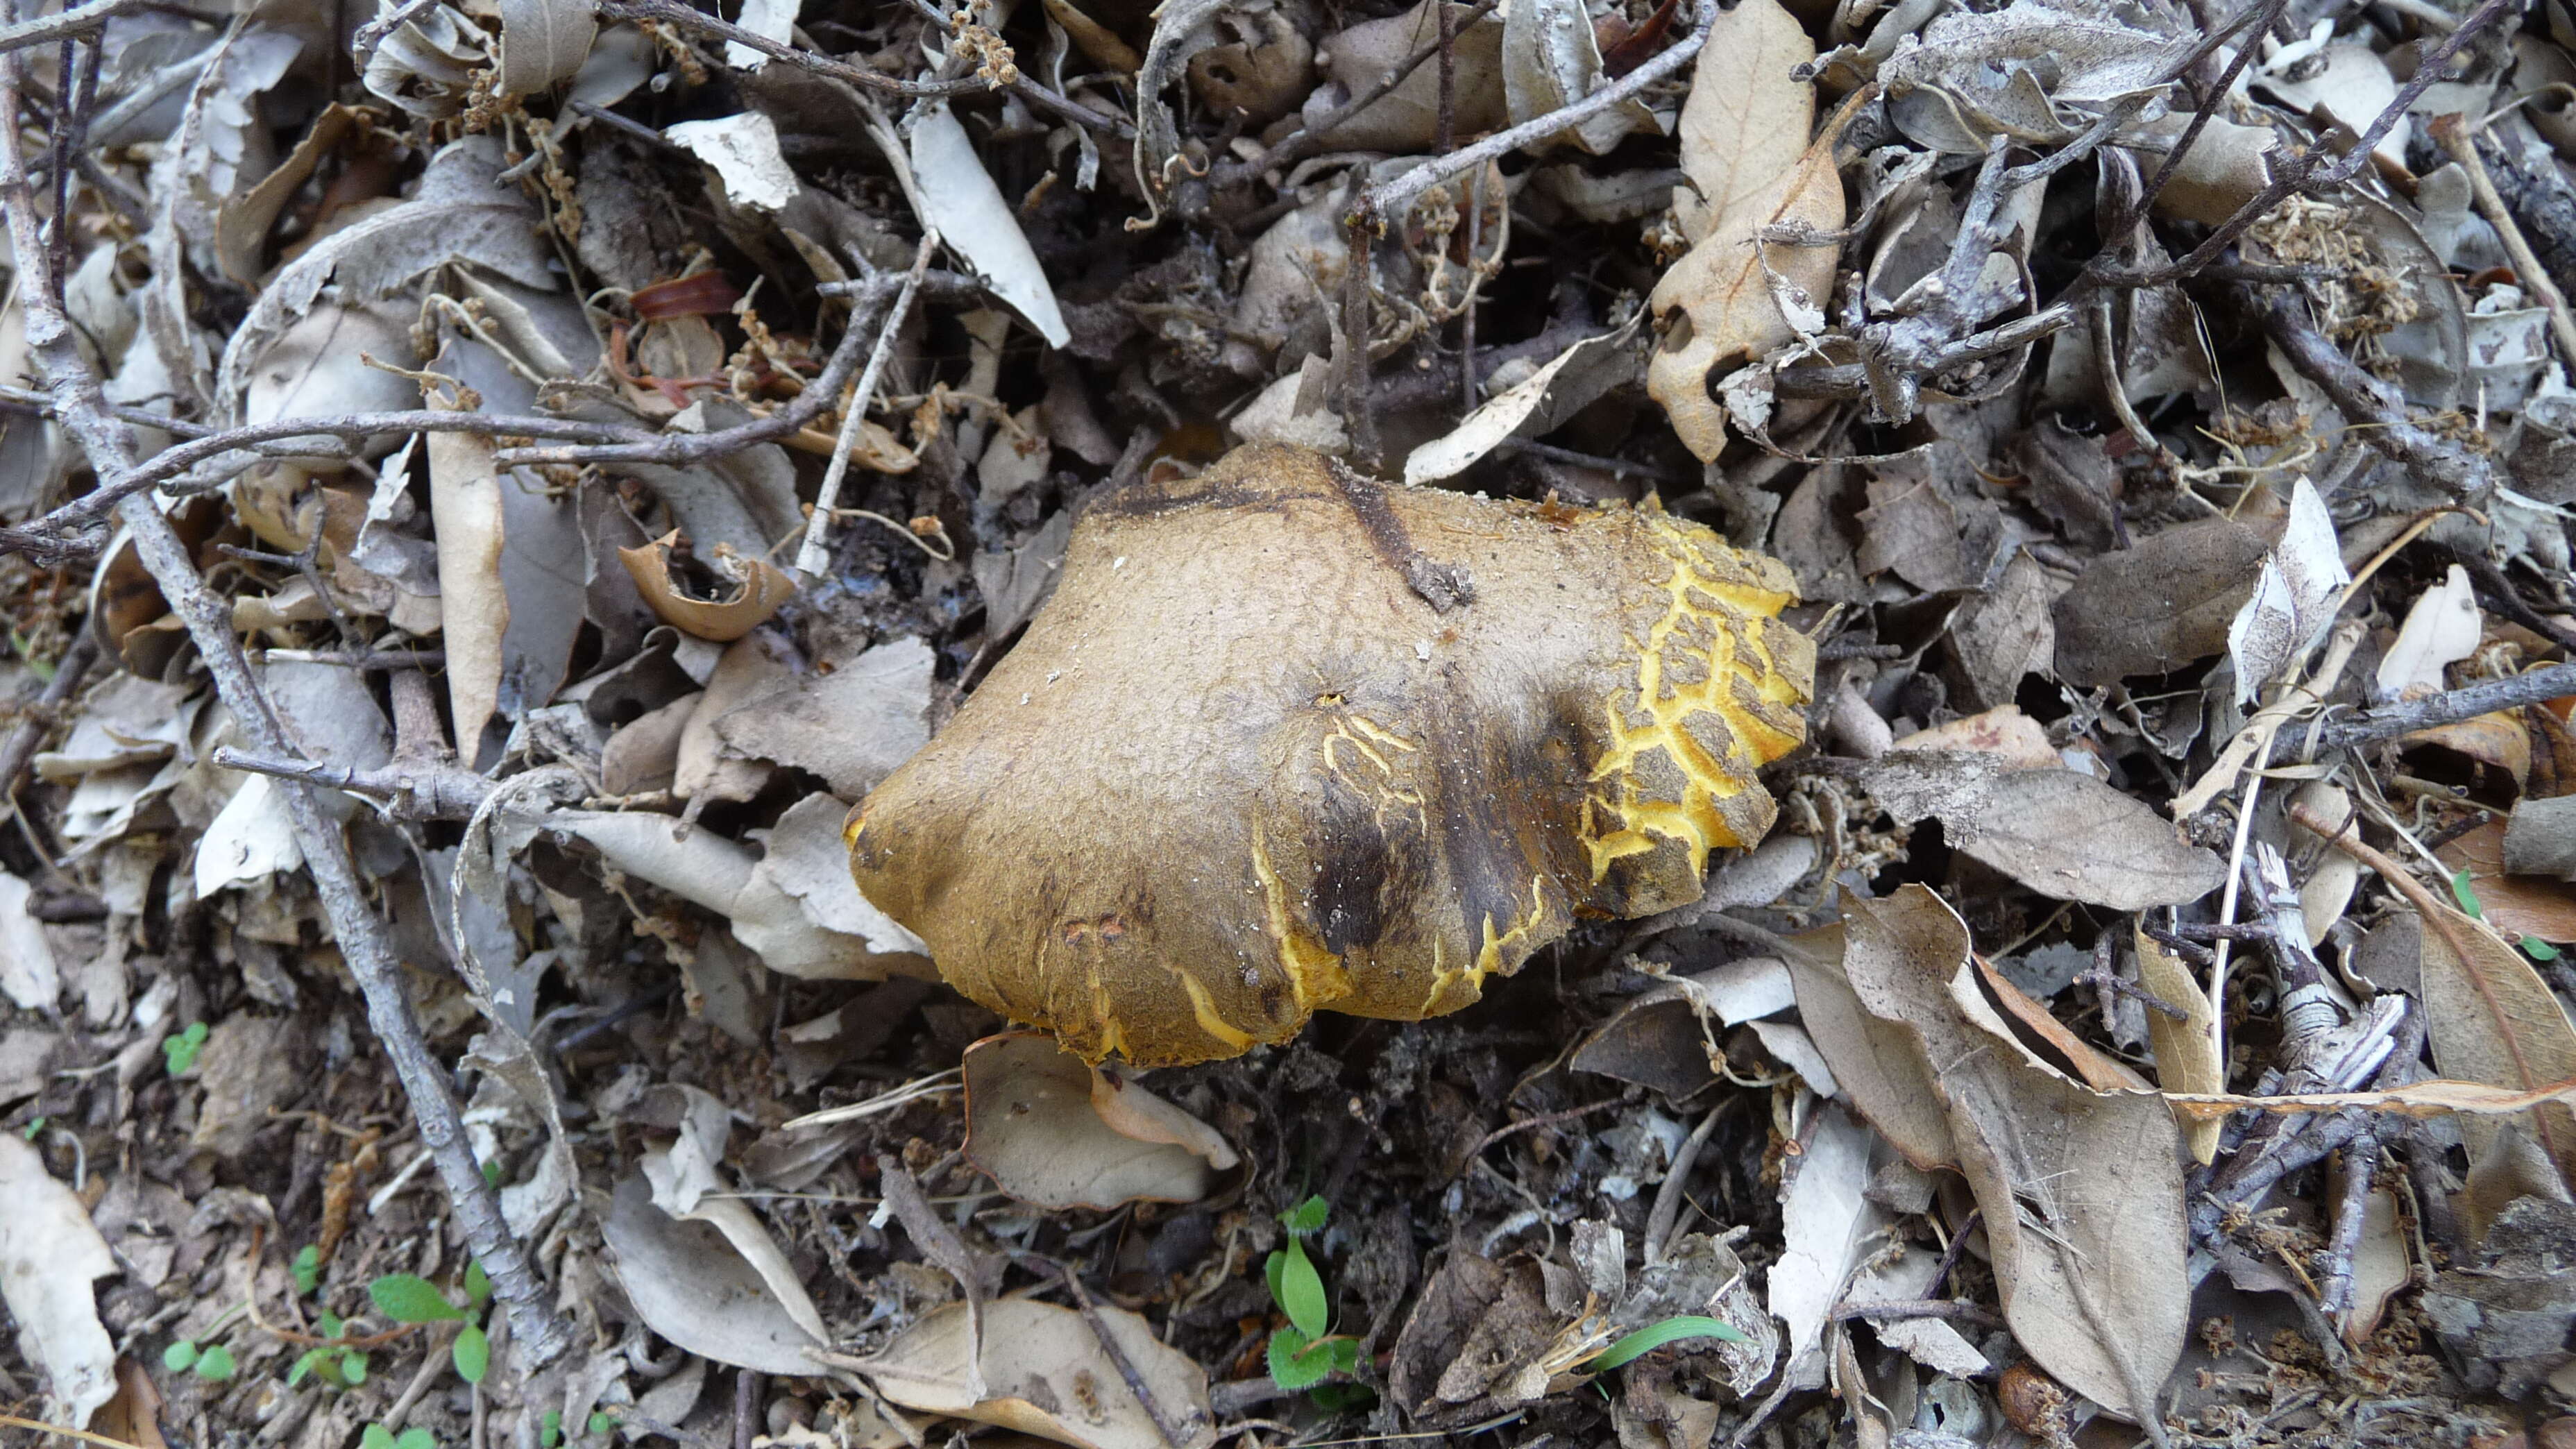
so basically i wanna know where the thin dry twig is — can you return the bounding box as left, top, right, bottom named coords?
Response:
left=0, top=42, right=571, bottom=1369
left=2432, top=111, right=2576, bottom=374
left=2318, top=660, right=2576, bottom=747
left=795, top=230, right=938, bottom=578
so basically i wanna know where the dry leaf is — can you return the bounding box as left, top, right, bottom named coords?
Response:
left=861, top=1298, right=1215, bottom=1449
left=2135, top=923, right=2223, bottom=1163
left=1781, top=924, right=1958, bottom=1169
left=1646, top=0, right=1849, bottom=460
left=0, top=871, right=59, bottom=1010
left=1890, top=704, right=2057, bottom=768
left=1766, top=1105, right=1886, bottom=1389
left=602, top=1171, right=826, bottom=1374
left=850, top=444, right=1813, bottom=1065
left=1861, top=752, right=2225, bottom=909
left=0, top=1133, right=118, bottom=1428
left=496, top=0, right=598, bottom=96
left=427, top=401, right=509, bottom=752
left=618, top=531, right=797, bottom=643
left=2440, top=820, right=2576, bottom=943
left=963, top=1033, right=1231, bottom=1209
left=2375, top=564, right=2482, bottom=701
left=1970, top=953, right=2151, bottom=1093
left=1404, top=319, right=1642, bottom=484
left=913, top=103, right=1071, bottom=347
left=1835, top=890, right=2187, bottom=1423
left=666, top=112, right=801, bottom=212
left=2051, top=515, right=2273, bottom=687
left=2225, top=476, right=2348, bottom=702
left=1310, top=1, right=1507, bottom=151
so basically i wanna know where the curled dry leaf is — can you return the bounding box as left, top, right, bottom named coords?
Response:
left=666, top=112, right=801, bottom=213
left=2135, top=923, right=2223, bottom=1164
left=913, top=103, right=1071, bottom=348
left=848, top=444, right=1814, bottom=1065
left=0, top=1133, right=118, bottom=1428
left=495, top=0, right=598, bottom=97
left=1796, top=889, right=2187, bottom=1425
left=1646, top=0, right=1850, bottom=461
left=618, top=531, right=797, bottom=643
left=602, top=1171, right=826, bottom=1374
left=963, top=1032, right=1234, bottom=1210
left=861, top=1297, right=1214, bottom=1449
left=2225, top=476, right=2348, bottom=702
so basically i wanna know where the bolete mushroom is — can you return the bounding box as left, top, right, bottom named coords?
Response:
left=847, top=443, right=1813, bottom=1066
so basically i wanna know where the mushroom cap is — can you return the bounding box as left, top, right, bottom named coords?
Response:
left=847, top=444, right=1813, bottom=1065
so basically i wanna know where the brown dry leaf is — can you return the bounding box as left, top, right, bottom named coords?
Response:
left=426, top=399, right=509, bottom=751
left=1645, top=0, right=1849, bottom=461
left=860, top=1297, right=1215, bottom=1449
left=849, top=445, right=1814, bottom=1066
left=963, top=1033, right=1231, bottom=1209
left=1839, top=889, right=2187, bottom=1427
left=2135, top=924, right=2223, bottom=1163
left=2407, top=711, right=2534, bottom=788
left=1312, top=1, right=1508, bottom=151
left=1891, top=704, right=2057, bottom=768
left=619, top=530, right=797, bottom=643
left=2440, top=820, right=2576, bottom=943
left=2051, top=515, right=2273, bottom=687
left=602, top=1171, right=827, bottom=1374
left=1780, top=923, right=1957, bottom=1169
left=1089, top=1065, right=1240, bottom=1171
left=1861, top=752, right=2224, bottom=909
left=1969, top=953, right=2151, bottom=1092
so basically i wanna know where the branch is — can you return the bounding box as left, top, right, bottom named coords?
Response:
left=2318, top=661, right=2576, bottom=749
left=2241, top=280, right=2498, bottom=502
left=598, top=0, right=990, bottom=99
left=795, top=230, right=935, bottom=577
left=0, top=49, right=573, bottom=1368
left=1352, top=0, right=1714, bottom=228
left=0, top=0, right=144, bottom=56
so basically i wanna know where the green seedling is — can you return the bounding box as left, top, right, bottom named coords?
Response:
left=1586, top=1315, right=1748, bottom=1371
left=368, top=1270, right=493, bottom=1384
left=360, top=1425, right=435, bottom=1449
left=1262, top=1195, right=1368, bottom=1400
left=162, top=1021, right=209, bottom=1076
left=2524, top=935, right=2561, bottom=961
left=291, top=1245, right=323, bottom=1296
left=161, top=1339, right=237, bottom=1382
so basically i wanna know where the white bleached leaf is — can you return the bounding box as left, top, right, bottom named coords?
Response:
left=2226, top=477, right=2348, bottom=703
left=604, top=1171, right=826, bottom=1374
left=2376, top=564, right=2482, bottom=702
left=1500, top=0, right=1650, bottom=154
left=1766, top=1105, right=1883, bottom=1390
left=667, top=111, right=802, bottom=212
left=725, top=0, right=802, bottom=70
left=1404, top=319, right=1641, bottom=483
left=910, top=103, right=1071, bottom=347
left=194, top=773, right=306, bottom=898
left=0, top=872, right=59, bottom=1011
left=0, top=1134, right=117, bottom=1428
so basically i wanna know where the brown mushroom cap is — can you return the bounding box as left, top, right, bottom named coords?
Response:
left=847, top=443, right=1813, bottom=1066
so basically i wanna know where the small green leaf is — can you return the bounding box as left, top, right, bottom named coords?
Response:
left=317, top=1310, right=344, bottom=1339
left=453, top=1322, right=489, bottom=1384
left=162, top=1340, right=198, bottom=1372
left=1262, top=1249, right=1285, bottom=1307
left=2524, top=935, right=2562, bottom=961
left=2452, top=870, right=2485, bottom=919
left=1586, top=1315, right=1748, bottom=1371
left=163, top=1021, right=210, bottom=1076
left=1275, top=1236, right=1328, bottom=1338
left=1266, top=1328, right=1337, bottom=1390
left=341, top=1349, right=370, bottom=1386
left=464, top=1260, right=491, bottom=1311
left=293, top=1244, right=323, bottom=1296
left=370, top=1274, right=466, bottom=1323
left=588, top=1411, right=616, bottom=1435
left=194, top=1344, right=237, bottom=1381
left=395, top=1429, right=436, bottom=1449
left=541, top=1409, right=564, bottom=1448
left=21, top=1116, right=44, bottom=1140
left=1280, top=1194, right=1329, bottom=1235
left=480, top=1158, right=503, bottom=1187
left=362, top=1427, right=397, bottom=1449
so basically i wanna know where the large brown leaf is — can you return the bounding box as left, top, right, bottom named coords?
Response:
left=1862, top=752, right=2224, bottom=909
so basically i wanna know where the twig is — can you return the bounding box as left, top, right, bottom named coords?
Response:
left=2318, top=661, right=2576, bottom=747
left=2434, top=113, right=2576, bottom=371
left=1645, top=1100, right=1727, bottom=1264
left=1354, top=0, right=1713, bottom=230
left=0, top=0, right=143, bottom=56
left=1216, top=0, right=1502, bottom=185
left=0, top=47, right=570, bottom=1367
left=795, top=230, right=936, bottom=578
left=255, top=647, right=446, bottom=670
left=2242, top=281, right=2498, bottom=502
left=1035, top=1257, right=1192, bottom=1449
left=1450, top=1096, right=1630, bottom=1176
left=0, top=630, right=94, bottom=802
left=599, top=0, right=987, bottom=97
left=2316, top=1134, right=2380, bottom=1322
left=211, top=745, right=496, bottom=821
left=1825, top=1298, right=2007, bottom=1328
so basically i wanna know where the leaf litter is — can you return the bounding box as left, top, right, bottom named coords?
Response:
left=5, top=0, right=2576, bottom=1446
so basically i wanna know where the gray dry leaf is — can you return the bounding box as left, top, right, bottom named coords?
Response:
left=862, top=1297, right=1216, bottom=1449
left=2052, top=514, right=2275, bottom=687
left=1836, top=889, right=2187, bottom=1427
left=602, top=1171, right=827, bottom=1374
left=0, top=1133, right=119, bottom=1428
left=1878, top=0, right=2192, bottom=153
left=1861, top=751, right=2225, bottom=909
left=1765, top=1105, right=1886, bottom=1389
left=1500, top=0, right=1654, bottom=154
left=667, top=112, right=801, bottom=212
left=1405, top=319, right=1642, bottom=484
left=963, top=1032, right=1231, bottom=1209
left=2414, top=897, right=2576, bottom=1191
left=496, top=0, right=598, bottom=97
left=713, top=637, right=934, bottom=797
left=640, top=1085, right=830, bottom=1347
